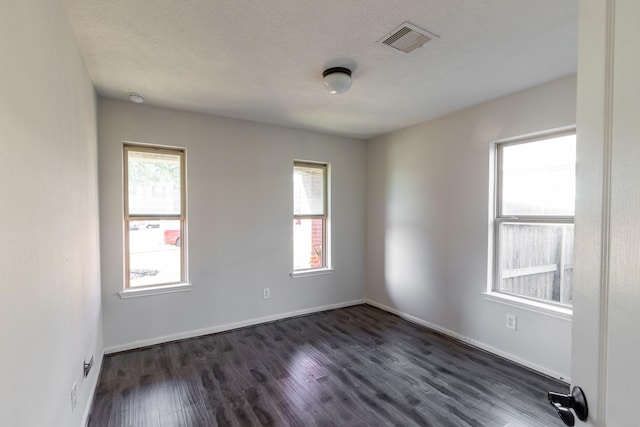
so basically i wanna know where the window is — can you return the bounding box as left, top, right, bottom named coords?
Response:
left=293, top=162, right=329, bottom=271
left=493, top=132, right=576, bottom=306
left=124, top=145, right=186, bottom=289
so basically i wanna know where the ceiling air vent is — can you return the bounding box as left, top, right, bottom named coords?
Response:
left=379, top=22, right=438, bottom=54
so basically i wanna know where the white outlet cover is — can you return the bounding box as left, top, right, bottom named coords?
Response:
left=71, top=381, right=78, bottom=411
left=506, top=314, right=517, bottom=330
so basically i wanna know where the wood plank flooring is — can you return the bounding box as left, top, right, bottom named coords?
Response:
left=89, top=304, right=567, bottom=426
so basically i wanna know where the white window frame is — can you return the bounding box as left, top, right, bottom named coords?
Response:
left=121, top=143, right=189, bottom=295
left=291, top=161, right=332, bottom=277
left=488, top=129, right=575, bottom=314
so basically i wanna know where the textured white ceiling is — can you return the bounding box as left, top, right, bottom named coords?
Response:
left=63, top=0, right=578, bottom=139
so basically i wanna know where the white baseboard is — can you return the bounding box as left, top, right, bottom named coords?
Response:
left=365, top=299, right=570, bottom=383
left=81, top=350, right=104, bottom=427
left=104, top=299, right=365, bottom=354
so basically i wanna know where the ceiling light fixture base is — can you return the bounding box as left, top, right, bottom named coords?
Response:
left=322, top=67, right=352, bottom=94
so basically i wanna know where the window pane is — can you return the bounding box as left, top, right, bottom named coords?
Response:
left=294, top=165, right=325, bottom=216
left=293, top=218, right=324, bottom=270
left=497, top=222, right=574, bottom=304
left=127, top=150, right=182, bottom=216
left=501, top=134, right=576, bottom=216
left=128, top=219, right=182, bottom=287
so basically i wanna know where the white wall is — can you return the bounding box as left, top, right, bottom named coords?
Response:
left=98, top=99, right=366, bottom=351
left=0, top=1, right=102, bottom=426
left=365, top=75, right=577, bottom=380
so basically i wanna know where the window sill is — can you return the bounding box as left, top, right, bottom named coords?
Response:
left=290, top=268, right=334, bottom=279
left=483, top=291, right=572, bottom=321
left=119, top=283, right=192, bottom=299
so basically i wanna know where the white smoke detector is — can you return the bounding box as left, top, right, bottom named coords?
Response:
left=128, top=92, right=145, bottom=104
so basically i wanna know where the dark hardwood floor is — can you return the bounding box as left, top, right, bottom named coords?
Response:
left=89, top=304, right=567, bottom=426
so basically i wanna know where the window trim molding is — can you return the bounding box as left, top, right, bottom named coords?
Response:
left=118, top=282, right=192, bottom=299
left=123, top=143, right=187, bottom=291
left=483, top=291, right=572, bottom=321
left=489, top=127, right=576, bottom=307
left=289, top=267, right=335, bottom=279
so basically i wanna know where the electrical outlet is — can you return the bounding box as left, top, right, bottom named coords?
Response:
left=71, top=381, right=78, bottom=411
left=506, top=313, right=517, bottom=330
left=263, top=288, right=270, bottom=299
